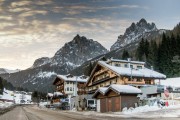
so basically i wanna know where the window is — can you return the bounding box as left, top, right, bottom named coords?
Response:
left=66, top=81, right=69, bottom=84
left=124, top=64, right=128, bottom=68
left=137, top=78, right=142, bottom=82
left=70, top=87, right=72, bottom=91
left=67, top=87, right=69, bottom=91
left=137, top=66, right=142, bottom=69
left=115, top=63, right=120, bottom=67
left=110, top=81, right=112, bottom=84
left=130, top=65, right=133, bottom=69
left=145, top=80, right=151, bottom=84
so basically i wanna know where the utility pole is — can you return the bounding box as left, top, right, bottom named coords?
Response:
left=128, top=58, right=132, bottom=83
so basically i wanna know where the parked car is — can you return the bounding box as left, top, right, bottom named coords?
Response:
left=45, top=104, right=55, bottom=108
left=60, top=102, right=70, bottom=110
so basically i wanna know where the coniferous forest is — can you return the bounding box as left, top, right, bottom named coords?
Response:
left=136, top=24, right=180, bottom=77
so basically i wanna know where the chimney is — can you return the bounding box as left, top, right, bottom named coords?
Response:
left=127, top=58, right=131, bottom=68
left=151, top=66, right=153, bottom=70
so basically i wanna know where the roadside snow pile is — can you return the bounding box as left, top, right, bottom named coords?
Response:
left=122, top=105, right=160, bottom=114
left=39, top=102, right=48, bottom=108
left=0, top=102, right=14, bottom=108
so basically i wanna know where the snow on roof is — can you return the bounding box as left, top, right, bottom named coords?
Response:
left=158, top=77, right=180, bottom=87
left=98, top=61, right=166, bottom=79
left=47, top=93, right=53, bottom=97
left=93, top=84, right=141, bottom=98
left=53, top=92, right=63, bottom=96
left=108, top=59, right=145, bottom=65
left=92, top=87, right=108, bottom=98
left=107, top=84, right=142, bottom=94
left=56, top=75, right=88, bottom=83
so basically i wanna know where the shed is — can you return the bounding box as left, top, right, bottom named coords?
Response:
left=93, top=84, right=141, bottom=112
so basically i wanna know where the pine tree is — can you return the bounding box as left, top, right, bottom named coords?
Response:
left=122, top=49, right=130, bottom=60
left=147, top=41, right=158, bottom=69
left=144, top=39, right=150, bottom=59
left=136, top=38, right=145, bottom=61
left=0, top=78, right=4, bottom=94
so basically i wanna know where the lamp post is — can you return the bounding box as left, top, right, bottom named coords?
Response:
left=128, top=58, right=132, bottom=83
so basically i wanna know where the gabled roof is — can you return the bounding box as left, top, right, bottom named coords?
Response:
left=86, top=60, right=166, bottom=86
left=92, top=87, right=108, bottom=98
left=53, top=92, right=63, bottom=96
left=53, top=74, right=88, bottom=85
left=99, top=61, right=166, bottom=79
left=93, top=84, right=142, bottom=98
left=105, top=84, right=142, bottom=95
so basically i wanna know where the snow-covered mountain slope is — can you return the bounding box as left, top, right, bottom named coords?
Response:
left=110, top=18, right=166, bottom=51
left=0, top=68, right=20, bottom=74
left=32, top=34, right=108, bottom=68
left=0, top=35, right=108, bottom=92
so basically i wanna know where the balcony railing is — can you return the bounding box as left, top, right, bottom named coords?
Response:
left=124, top=79, right=145, bottom=85
left=92, top=76, right=111, bottom=85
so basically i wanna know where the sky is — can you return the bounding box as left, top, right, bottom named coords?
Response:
left=0, top=0, right=179, bottom=70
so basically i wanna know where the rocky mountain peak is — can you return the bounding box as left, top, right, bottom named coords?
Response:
left=110, top=18, right=158, bottom=51
left=137, top=18, right=147, bottom=25
left=52, top=34, right=108, bottom=66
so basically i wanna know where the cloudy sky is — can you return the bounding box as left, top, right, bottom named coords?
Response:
left=0, top=0, right=179, bottom=70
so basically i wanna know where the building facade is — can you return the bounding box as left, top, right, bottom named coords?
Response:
left=53, top=74, right=88, bottom=96
left=86, top=59, right=166, bottom=94
left=93, top=84, right=142, bottom=112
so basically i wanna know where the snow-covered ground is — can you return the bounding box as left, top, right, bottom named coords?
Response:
left=0, top=88, right=32, bottom=107
left=65, top=103, right=180, bottom=118
left=0, top=101, right=14, bottom=108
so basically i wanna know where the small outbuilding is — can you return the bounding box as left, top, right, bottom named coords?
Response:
left=93, top=84, right=141, bottom=112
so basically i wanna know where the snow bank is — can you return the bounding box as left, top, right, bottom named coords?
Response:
left=122, top=105, right=160, bottom=114
left=0, top=102, right=14, bottom=108
left=158, top=77, right=180, bottom=87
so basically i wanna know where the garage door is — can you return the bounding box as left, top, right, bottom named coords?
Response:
left=100, top=98, right=107, bottom=112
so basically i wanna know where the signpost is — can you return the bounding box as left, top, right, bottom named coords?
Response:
left=164, top=88, right=169, bottom=107
left=164, top=89, right=169, bottom=98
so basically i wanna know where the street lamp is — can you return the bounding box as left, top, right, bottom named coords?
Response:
left=128, top=58, right=133, bottom=83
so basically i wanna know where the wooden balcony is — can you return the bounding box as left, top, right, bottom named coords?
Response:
left=77, top=90, right=87, bottom=95
left=94, top=69, right=108, bottom=76
left=77, top=83, right=86, bottom=88
left=124, top=79, right=145, bottom=85
left=92, top=76, right=111, bottom=85
left=56, top=86, right=64, bottom=92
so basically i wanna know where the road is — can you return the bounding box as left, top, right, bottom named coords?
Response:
left=0, top=106, right=179, bottom=120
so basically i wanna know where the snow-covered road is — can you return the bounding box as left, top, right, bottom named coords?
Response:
left=1, top=105, right=180, bottom=120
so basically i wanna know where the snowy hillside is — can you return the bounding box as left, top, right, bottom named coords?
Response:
left=0, top=68, right=20, bottom=74
left=0, top=35, right=108, bottom=92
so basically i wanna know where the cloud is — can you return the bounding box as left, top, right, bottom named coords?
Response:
left=0, top=22, right=15, bottom=29
left=0, top=15, right=12, bottom=20
left=11, top=0, right=32, bottom=8
left=9, top=7, right=31, bottom=12
left=35, top=0, right=53, bottom=5
left=19, top=10, right=48, bottom=17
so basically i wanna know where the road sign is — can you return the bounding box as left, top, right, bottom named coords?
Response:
left=164, top=89, right=169, bottom=98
